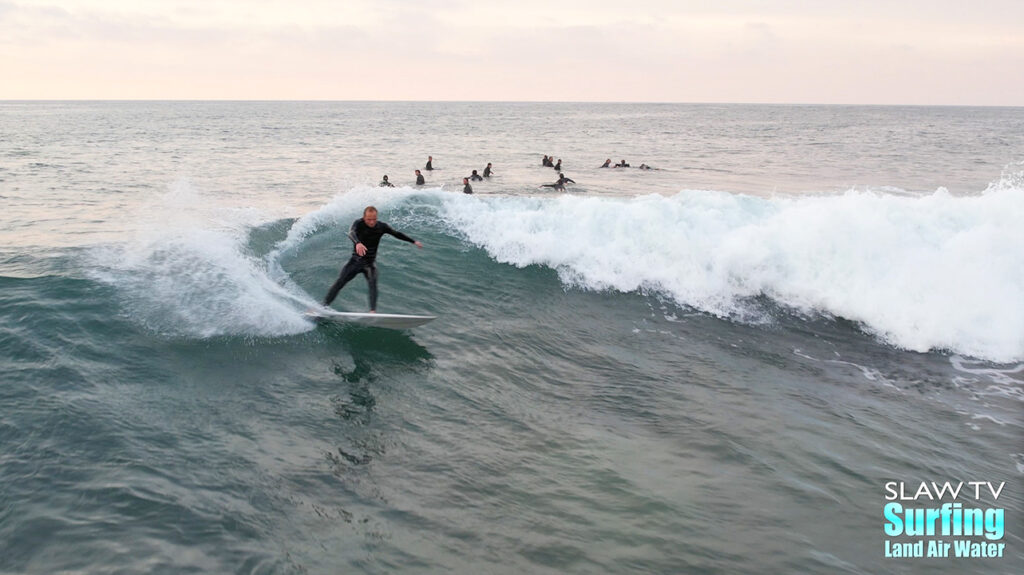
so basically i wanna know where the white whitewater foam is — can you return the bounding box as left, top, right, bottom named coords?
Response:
left=434, top=187, right=1024, bottom=363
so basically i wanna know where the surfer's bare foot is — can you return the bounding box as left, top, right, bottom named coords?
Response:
left=369, top=310, right=376, bottom=314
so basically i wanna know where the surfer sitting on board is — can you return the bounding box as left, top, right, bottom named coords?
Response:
left=322, top=206, right=423, bottom=313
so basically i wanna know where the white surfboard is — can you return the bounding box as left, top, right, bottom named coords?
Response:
left=305, top=309, right=436, bottom=329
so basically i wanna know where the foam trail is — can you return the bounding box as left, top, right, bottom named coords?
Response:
left=435, top=187, right=1024, bottom=363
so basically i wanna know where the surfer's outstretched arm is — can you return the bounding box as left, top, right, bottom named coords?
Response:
left=382, top=224, right=422, bottom=248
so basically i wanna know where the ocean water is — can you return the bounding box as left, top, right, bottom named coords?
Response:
left=1, top=101, right=1022, bottom=574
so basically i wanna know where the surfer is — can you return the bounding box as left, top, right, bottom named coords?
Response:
left=614, top=159, right=630, bottom=168
left=541, top=173, right=575, bottom=191
left=462, top=177, right=474, bottom=194
left=483, top=163, right=493, bottom=177
left=469, top=169, right=483, bottom=181
left=379, top=175, right=394, bottom=187
left=600, top=159, right=611, bottom=168
left=322, top=206, right=423, bottom=313
left=415, top=169, right=425, bottom=185
left=425, top=156, right=434, bottom=171
left=553, top=159, right=562, bottom=171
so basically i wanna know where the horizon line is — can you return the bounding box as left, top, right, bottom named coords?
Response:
left=2, top=99, right=1022, bottom=109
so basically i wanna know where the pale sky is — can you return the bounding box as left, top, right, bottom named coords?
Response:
left=2, top=0, right=1022, bottom=104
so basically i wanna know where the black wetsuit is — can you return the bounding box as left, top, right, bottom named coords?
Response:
left=379, top=179, right=394, bottom=187
left=483, top=166, right=492, bottom=177
left=553, top=160, right=561, bottom=171
left=542, top=175, right=575, bottom=191
left=463, top=183, right=473, bottom=194
left=416, top=174, right=425, bottom=185
left=470, top=173, right=483, bottom=181
left=425, top=159, right=433, bottom=171
left=323, top=218, right=417, bottom=311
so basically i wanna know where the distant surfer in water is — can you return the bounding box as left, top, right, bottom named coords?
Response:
left=415, top=169, right=425, bottom=185
left=462, top=177, right=474, bottom=194
left=469, top=169, right=483, bottom=181
left=483, top=163, right=493, bottom=177
left=322, top=206, right=423, bottom=313
left=600, top=159, right=611, bottom=168
left=379, top=175, right=394, bottom=187
left=541, top=173, right=575, bottom=191
left=425, top=156, right=434, bottom=171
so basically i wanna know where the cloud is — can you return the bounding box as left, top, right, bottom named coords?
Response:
left=1, top=0, right=1023, bottom=103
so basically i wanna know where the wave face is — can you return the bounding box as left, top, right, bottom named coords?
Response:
left=84, top=175, right=1023, bottom=362
left=432, top=187, right=1024, bottom=363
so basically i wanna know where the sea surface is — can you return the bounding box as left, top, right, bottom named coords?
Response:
left=1, top=101, right=1022, bottom=574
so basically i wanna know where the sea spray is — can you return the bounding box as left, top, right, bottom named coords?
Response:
left=88, top=181, right=311, bottom=337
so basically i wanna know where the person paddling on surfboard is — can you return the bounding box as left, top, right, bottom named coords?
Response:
left=322, top=206, right=423, bottom=313
left=541, top=172, right=575, bottom=191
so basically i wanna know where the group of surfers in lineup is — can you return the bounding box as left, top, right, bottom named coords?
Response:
left=377, top=154, right=652, bottom=194
left=377, top=156, right=494, bottom=194
left=324, top=154, right=652, bottom=313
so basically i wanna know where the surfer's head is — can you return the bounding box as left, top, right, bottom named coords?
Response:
left=363, top=206, right=378, bottom=226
